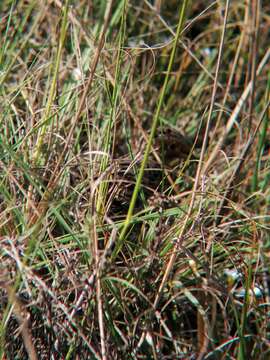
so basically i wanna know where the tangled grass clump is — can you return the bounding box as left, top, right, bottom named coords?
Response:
left=0, top=1, right=270, bottom=359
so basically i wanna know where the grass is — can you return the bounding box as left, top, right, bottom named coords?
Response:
left=0, top=0, right=270, bottom=359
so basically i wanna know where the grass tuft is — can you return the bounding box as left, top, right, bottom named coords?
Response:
left=0, top=1, right=270, bottom=359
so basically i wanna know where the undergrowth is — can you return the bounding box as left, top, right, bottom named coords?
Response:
left=0, top=1, right=270, bottom=359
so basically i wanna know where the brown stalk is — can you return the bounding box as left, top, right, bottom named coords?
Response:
left=92, top=213, right=107, bottom=360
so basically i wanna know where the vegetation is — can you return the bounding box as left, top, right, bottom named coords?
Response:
left=0, top=0, right=270, bottom=359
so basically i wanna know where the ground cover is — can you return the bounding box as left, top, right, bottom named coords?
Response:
left=0, top=1, right=270, bottom=359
